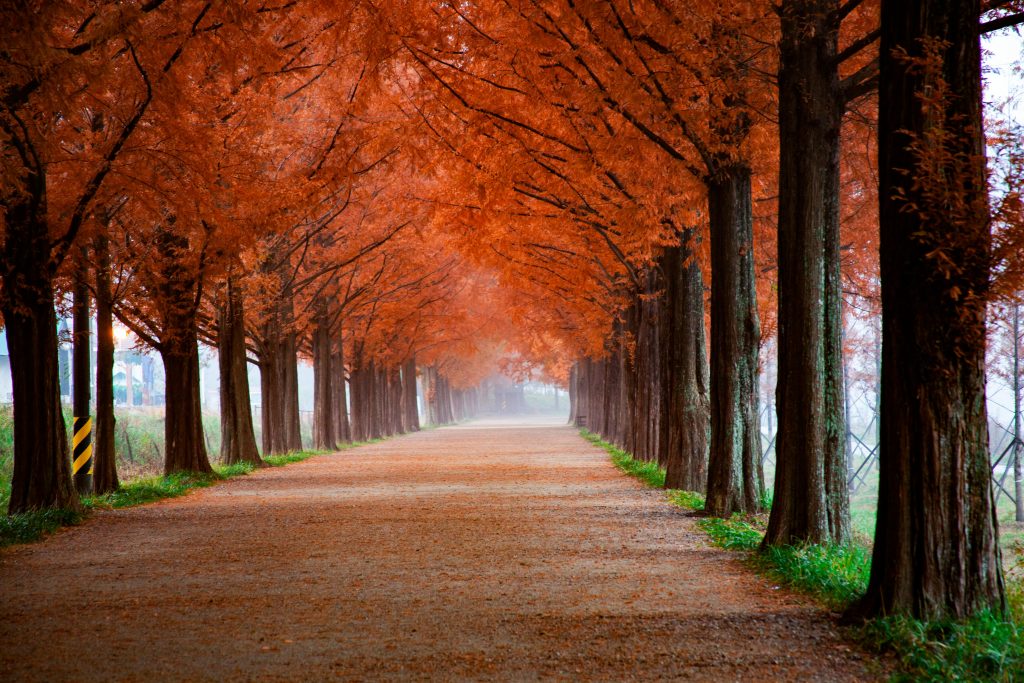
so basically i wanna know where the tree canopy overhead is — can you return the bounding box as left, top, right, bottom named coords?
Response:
left=3, top=0, right=1024, bottom=626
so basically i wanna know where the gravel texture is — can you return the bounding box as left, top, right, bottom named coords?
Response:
left=0, top=417, right=883, bottom=681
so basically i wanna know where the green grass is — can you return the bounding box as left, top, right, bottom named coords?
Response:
left=583, top=427, right=1024, bottom=682
left=1, top=448, right=336, bottom=547
left=84, top=469, right=235, bottom=509
left=697, top=515, right=762, bottom=550
left=668, top=489, right=706, bottom=510
left=0, top=508, right=86, bottom=548
left=759, top=542, right=870, bottom=608
left=582, top=429, right=666, bottom=488
left=863, top=610, right=1023, bottom=682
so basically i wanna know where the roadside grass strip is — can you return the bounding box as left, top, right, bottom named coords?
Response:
left=0, top=442, right=390, bottom=548
left=585, top=428, right=1024, bottom=682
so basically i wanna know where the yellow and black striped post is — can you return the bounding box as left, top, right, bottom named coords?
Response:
left=72, top=258, right=93, bottom=494
left=72, top=416, right=93, bottom=483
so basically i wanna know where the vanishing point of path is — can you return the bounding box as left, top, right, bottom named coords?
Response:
left=0, top=419, right=880, bottom=681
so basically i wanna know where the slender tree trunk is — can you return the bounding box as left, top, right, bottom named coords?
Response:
left=161, top=339, right=213, bottom=475
left=403, top=357, right=419, bottom=432
left=312, top=300, right=335, bottom=450
left=350, top=350, right=371, bottom=440
left=587, top=358, right=601, bottom=433
left=259, top=353, right=282, bottom=455
left=218, top=275, right=261, bottom=465
left=622, top=304, right=640, bottom=456
left=856, top=0, right=1004, bottom=619
left=367, top=360, right=383, bottom=437
left=568, top=365, right=577, bottom=424
left=332, top=332, right=351, bottom=444
left=72, top=251, right=93, bottom=495
left=766, top=0, right=850, bottom=546
left=663, top=238, right=711, bottom=491
left=281, top=329, right=302, bottom=451
left=92, top=234, right=119, bottom=494
left=705, top=165, right=764, bottom=516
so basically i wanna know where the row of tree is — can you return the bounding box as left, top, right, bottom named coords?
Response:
left=0, top=1, right=503, bottom=510
left=2, top=0, right=1023, bottom=626
left=381, top=0, right=1024, bottom=622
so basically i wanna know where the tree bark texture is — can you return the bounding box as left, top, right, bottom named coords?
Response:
left=92, top=233, right=120, bottom=494
left=150, top=227, right=213, bottom=475
left=331, top=333, right=351, bottom=443
left=704, top=166, right=764, bottom=517
left=161, top=340, right=213, bottom=475
left=312, top=299, right=336, bottom=450
left=766, top=0, right=850, bottom=547
left=662, top=239, right=711, bottom=491
left=857, top=0, right=1004, bottom=619
left=1, top=125, right=80, bottom=513
left=258, top=286, right=302, bottom=454
left=218, top=274, right=261, bottom=465
left=403, top=358, right=420, bottom=432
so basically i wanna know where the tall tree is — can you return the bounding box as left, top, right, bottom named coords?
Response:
left=765, top=0, right=864, bottom=546
left=856, top=0, right=1005, bottom=619
left=91, top=232, right=119, bottom=494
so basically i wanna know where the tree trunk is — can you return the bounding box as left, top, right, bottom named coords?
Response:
left=765, top=0, right=850, bottom=546
left=312, top=299, right=336, bottom=450
left=218, top=275, right=261, bottom=465
left=350, top=351, right=373, bottom=440
left=3, top=284, right=80, bottom=512
left=704, top=165, right=764, bottom=516
left=281, top=328, right=302, bottom=451
left=403, top=357, right=420, bottom=432
left=2, top=182, right=80, bottom=513
left=662, top=238, right=711, bottom=491
left=161, top=339, right=213, bottom=475
left=92, top=233, right=119, bottom=494
left=72, top=251, right=93, bottom=495
left=259, top=352, right=284, bottom=455
left=258, top=301, right=301, bottom=455
left=856, top=0, right=1004, bottom=619
left=332, top=331, right=351, bottom=443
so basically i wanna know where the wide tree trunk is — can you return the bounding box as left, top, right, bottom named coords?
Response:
left=704, top=166, right=764, bottom=516
left=218, top=275, right=261, bottom=465
left=311, top=300, right=336, bottom=450
left=855, top=0, right=1004, bottom=619
left=92, top=233, right=119, bottom=494
left=258, top=302, right=302, bottom=454
left=4, top=285, right=80, bottom=513
left=662, top=239, right=711, bottom=491
left=2, top=184, right=81, bottom=513
left=161, top=339, right=213, bottom=475
left=258, top=347, right=285, bottom=455
left=765, top=0, right=850, bottom=546
left=350, top=352, right=375, bottom=440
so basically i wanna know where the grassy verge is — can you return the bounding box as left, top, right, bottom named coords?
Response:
left=0, top=442, right=383, bottom=548
left=585, top=428, right=1024, bottom=682
left=581, top=429, right=664, bottom=488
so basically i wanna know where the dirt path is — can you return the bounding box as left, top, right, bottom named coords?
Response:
left=0, top=418, right=880, bottom=681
